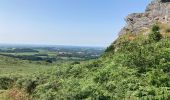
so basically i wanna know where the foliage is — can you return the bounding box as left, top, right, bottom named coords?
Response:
left=149, top=25, right=162, bottom=41
left=6, top=88, right=29, bottom=100
left=105, top=44, right=115, bottom=52
left=1, top=25, right=170, bottom=99
left=0, top=77, right=14, bottom=90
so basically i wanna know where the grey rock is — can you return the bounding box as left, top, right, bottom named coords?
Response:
left=119, top=0, right=170, bottom=35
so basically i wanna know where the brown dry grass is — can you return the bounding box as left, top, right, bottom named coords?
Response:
left=4, top=88, right=29, bottom=100
left=158, top=23, right=170, bottom=37
left=0, top=90, right=7, bottom=100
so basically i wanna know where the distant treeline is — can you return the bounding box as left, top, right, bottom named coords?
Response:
left=58, top=53, right=99, bottom=60
left=0, top=53, right=56, bottom=63
left=0, top=48, right=38, bottom=53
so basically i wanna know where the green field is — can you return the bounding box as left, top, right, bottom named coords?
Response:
left=0, top=55, right=53, bottom=76
left=0, top=55, right=51, bottom=99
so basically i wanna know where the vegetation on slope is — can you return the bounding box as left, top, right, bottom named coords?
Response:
left=1, top=24, right=170, bottom=100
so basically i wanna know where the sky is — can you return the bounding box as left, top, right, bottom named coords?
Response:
left=0, top=0, right=152, bottom=47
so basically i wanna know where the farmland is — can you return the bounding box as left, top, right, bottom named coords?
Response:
left=0, top=45, right=104, bottom=76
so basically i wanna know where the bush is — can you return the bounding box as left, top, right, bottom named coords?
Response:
left=2, top=25, right=170, bottom=100
left=105, top=44, right=115, bottom=52
left=149, top=25, right=162, bottom=41
left=0, top=77, right=14, bottom=90
left=16, top=78, right=37, bottom=94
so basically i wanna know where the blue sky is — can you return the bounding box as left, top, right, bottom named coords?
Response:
left=0, top=0, right=152, bottom=47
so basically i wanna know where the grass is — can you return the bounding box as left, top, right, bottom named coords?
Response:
left=0, top=90, right=7, bottom=100
left=157, top=23, right=170, bottom=37
left=0, top=55, right=53, bottom=76
left=0, top=55, right=71, bottom=100
left=1, top=24, right=169, bottom=99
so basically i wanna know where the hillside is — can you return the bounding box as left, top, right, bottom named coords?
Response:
left=1, top=0, right=170, bottom=100
left=1, top=25, right=169, bottom=100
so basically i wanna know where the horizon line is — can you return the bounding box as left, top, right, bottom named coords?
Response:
left=0, top=43, right=107, bottom=48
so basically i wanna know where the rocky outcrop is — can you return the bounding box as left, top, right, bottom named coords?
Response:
left=119, top=0, right=170, bottom=35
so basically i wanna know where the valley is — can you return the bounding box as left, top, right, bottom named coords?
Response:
left=0, top=45, right=104, bottom=76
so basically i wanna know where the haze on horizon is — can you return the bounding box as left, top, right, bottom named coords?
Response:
left=0, top=0, right=151, bottom=47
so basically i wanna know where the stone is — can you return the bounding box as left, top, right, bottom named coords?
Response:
left=119, top=0, right=170, bottom=35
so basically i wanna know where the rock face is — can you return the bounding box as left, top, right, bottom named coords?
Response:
left=119, top=0, right=170, bottom=35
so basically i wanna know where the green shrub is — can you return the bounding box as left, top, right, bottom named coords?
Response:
left=105, top=44, right=115, bottom=52
left=149, top=25, right=162, bottom=41
left=16, top=78, right=37, bottom=94
left=2, top=25, right=170, bottom=100
left=0, top=77, right=14, bottom=90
